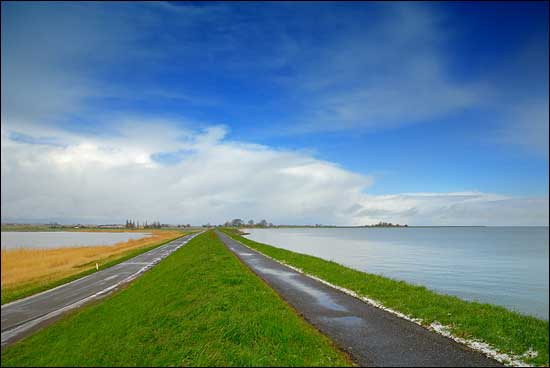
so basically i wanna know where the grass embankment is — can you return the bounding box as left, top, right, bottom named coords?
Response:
left=222, top=228, right=549, bottom=367
left=1, top=231, right=351, bottom=367
left=1, top=230, right=190, bottom=305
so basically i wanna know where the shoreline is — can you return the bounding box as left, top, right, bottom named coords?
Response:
left=218, top=230, right=502, bottom=367
left=222, top=228, right=549, bottom=366
left=242, top=226, right=549, bottom=321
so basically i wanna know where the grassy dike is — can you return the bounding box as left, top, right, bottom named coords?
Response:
left=1, top=231, right=352, bottom=367
left=1, top=231, right=192, bottom=305
left=221, top=228, right=549, bottom=367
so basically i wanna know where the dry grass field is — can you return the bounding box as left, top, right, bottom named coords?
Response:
left=1, top=229, right=186, bottom=303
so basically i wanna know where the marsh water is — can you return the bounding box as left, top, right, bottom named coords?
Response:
left=244, top=227, right=549, bottom=319
left=1, top=231, right=151, bottom=249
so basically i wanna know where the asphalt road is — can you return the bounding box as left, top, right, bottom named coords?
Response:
left=216, top=230, right=502, bottom=367
left=1, top=231, right=202, bottom=347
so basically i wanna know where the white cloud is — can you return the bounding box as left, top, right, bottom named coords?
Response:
left=277, top=3, right=485, bottom=133
left=485, top=39, right=550, bottom=157
left=353, top=192, right=549, bottom=226
left=1, top=121, right=547, bottom=226
left=497, top=98, right=549, bottom=157
left=0, top=2, right=175, bottom=128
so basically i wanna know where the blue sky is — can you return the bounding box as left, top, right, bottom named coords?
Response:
left=1, top=1, right=548, bottom=225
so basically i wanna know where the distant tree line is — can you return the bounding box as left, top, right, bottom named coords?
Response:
left=125, top=219, right=163, bottom=229
left=222, top=219, right=274, bottom=227
left=364, top=221, right=408, bottom=227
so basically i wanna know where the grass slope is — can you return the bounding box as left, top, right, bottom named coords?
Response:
left=222, top=228, right=549, bottom=367
left=1, top=231, right=190, bottom=305
left=1, top=231, right=351, bottom=367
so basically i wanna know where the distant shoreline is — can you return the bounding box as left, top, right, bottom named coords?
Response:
left=2, top=224, right=548, bottom=231
left=243, top=225, right=549, bottom=228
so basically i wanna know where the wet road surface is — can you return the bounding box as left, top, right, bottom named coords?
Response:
left=1, top=231, right=202, bottom=347
left=216, top=230, right=502, bottom=367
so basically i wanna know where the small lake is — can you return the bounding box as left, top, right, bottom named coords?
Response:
left=244, top=227, right=549, bottom=320
left=1, top=231, right=152, bottom=249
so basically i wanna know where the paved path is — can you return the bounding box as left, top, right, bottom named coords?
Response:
left=216, top=231, right=502, bottom=367
left=1, top=232, right=202, bottom=347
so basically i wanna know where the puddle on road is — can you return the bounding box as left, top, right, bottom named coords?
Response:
left=238, top=252, right=255, bottom=256
left=229, top=241, right=349, bottom=312
left=254, top=265, right=348, bottom=312
left=320, top=315, right=365, bottom=328
left=255, top=265, right=295, bottom=278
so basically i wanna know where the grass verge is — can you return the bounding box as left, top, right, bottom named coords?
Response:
left=1, top=231, right=190, bottom=305
left=221, top=228, right=549, bottom=367
left=1, top=230, right=351, bottom=367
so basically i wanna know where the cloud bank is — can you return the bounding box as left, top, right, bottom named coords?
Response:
left=2, top=122, right=547, bottom=225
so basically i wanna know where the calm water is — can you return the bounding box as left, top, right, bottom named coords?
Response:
left=244, top=227, right=549, bottom=319
left=1, top=231, right=151, bottom=249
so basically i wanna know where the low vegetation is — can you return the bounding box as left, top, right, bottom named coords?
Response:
left=1, top=231, right=351, bottom=367
left=1, top=224, right=78, bottom=232
left=222, top=228, right=549, bottom=366
left=1, top=229, right=189, bottom=304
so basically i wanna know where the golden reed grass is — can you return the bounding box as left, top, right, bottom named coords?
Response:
left=1, top=230, right=184, bottom=292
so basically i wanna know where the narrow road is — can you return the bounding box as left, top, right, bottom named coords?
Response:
left=1, top=231, right=202, bottom=347
left=216, top=231, right=502, bottom=367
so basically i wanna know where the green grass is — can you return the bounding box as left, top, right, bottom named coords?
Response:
left=222, top=228, right=549, bottom=366
left=1, top=232, right=190, bottom=305
left=1, top=231, right=351, bottom=367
